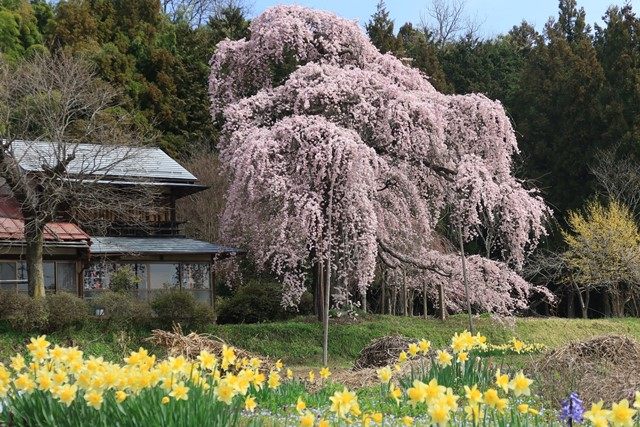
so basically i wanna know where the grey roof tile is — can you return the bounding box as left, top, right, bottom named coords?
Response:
left=10, top=140, right=197, bottom=182
left=90, top=236, right=241, bottom=255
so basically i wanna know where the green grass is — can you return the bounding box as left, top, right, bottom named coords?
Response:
left=2, top=315, right=640, bottom=368
left=207, top=314, right=640, bottom=366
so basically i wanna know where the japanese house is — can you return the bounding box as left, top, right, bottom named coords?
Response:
left=0, top=140, right=239, bottom=305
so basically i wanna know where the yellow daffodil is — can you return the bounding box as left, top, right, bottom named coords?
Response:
left=216, top=379, right=236, bottom=405
left=287, top=368, right=294, bottom=379
left=84, top=390, right=104, bottom=410
left=329, top=387, right=358, bottom=418
left=377, top=366, right=392, bottom=383
left=275, top=359, right=283, bottom=371
left=436, top=350, right=453, bottom=367
left=418, top=339, right=431, bottom=355
left=115, top=390, right=127, bottom=403
left=398, top=351, right=408, bottom=363
left=495, top=369, right=510, bottom=393
left=299, top=411, right=315, bottom=427
left=296, top=397, right=307, bottom=413
left=169, top=382, right=190, bottom=401
left=319, top=367, right=331, bottom=379
left=390, top=383, right=402, bottom=404
left=55, top=384, right=77, bottom=407
left=511, top=338, right=525, bottom=353
left=197, top=350, right=217, bottom=370
left=402, top=415, right=414, bottom=426
left=429, top=403, right=450, bottom=426
left=10, top=354, right=25, bottom=372
left=221, top=345, right=236, bottom=370
left=518, top=403, right=530, bottom=414
left=483, top=388, right=500, bottom=408
left=609, top=399, right=637, bottom=427
left=268, top=371, right=281, bottom=389
left=457, top=351, right=469, bottom=363
left=245, top=395, right=257, bottom=412
left=464, top=385, right=483, bottom=404
left=585, top=401, right=611, bottom=423
left=407, top=343, right=419, bottom=357
left=308, top=370, right=315, bottom=383
left=372, top=412, right=383, bottom=424
left=509, top=371, right=533, bottom=397
left=464, top=404, right=483, bottom=422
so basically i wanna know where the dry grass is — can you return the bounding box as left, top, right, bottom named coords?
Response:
left=531, top=334, right=640, bottom=405
left=146, top=325, right=274, bottom=370
left=353, top=335, right=417, bottom=370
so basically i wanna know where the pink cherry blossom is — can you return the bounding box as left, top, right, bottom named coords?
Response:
left=209, top=6, right=553, bottom=313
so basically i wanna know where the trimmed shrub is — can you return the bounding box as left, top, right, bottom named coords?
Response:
left=46, top=292, right=89, bottom=331
left=216, top=280, right=313, bottom=324
left=0, top=291, right=31, bottom=320
left=91, top=291, right=154, bottom=330
left=8, top=296, right=49, bottom=332
left=151, top=290, right=214, bottom=331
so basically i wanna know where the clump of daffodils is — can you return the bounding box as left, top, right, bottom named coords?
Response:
left=1, top=333, right=640, bottom=426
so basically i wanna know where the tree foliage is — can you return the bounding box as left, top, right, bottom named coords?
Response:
left=562, top=199, right=640, bottom=316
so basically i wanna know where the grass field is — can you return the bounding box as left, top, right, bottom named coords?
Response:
left=2, top=315, right=640, bottom=367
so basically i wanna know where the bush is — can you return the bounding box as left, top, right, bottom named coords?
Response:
left=216, top=280, right=312, bottom=324
left=151, top=290, right=214, bottom=331
left=7, top=295, right=49, bottom=332
left=109, top=266, right=141, bottom=293
left=0, top=291, right=30, bottom=320
left=91, top=291, right=154, bottom=330
left=46, top=292, right=89, bottom=331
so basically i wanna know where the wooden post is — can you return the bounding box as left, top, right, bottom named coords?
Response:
left=423, top=283, right=428, bottom=319
left=210, top=255, right=217, bottom=310
left=439, top=277, right=446, bottom=321
left=458, top=223, right=474, bottom=334
left=380, top=270, right=386, bottom=315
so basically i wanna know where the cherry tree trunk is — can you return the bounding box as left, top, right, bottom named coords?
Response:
left=25, top=220, right=45, bottom=298
left=458, top=223, right=474, bottom=333
left=361, top=290, right=367, bottom=314
left=391, top=288, right=397, bottom=316
left=380, top=271, right=386, bottom=315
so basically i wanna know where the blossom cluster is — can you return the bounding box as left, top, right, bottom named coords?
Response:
left=208, top=5, right=552, bottom=313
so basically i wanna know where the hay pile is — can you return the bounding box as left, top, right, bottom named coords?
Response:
left=146, top=325, right=273, bottom=370
left=353, top=335, right=416, bottom=370
left=532, top=334, right=640, bottom=404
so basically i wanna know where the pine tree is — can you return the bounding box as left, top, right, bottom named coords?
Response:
left=512, top=1, right=607, bottom=215
left=365, top=0, right=397, bottom=54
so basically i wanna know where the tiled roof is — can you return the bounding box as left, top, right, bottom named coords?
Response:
left=0, top=195, right=90, bottom=243
left=9, top=140, right=197, bottom=183
left=90, top=236, right=241, bottom=255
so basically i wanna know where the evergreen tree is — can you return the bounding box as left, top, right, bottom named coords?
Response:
left=396, top=22, right=449, bottom=92
left=594, top=5, right=640, bottom=158
left=365, top=0, right=397, bottom=54
left=512, top=0, right=607, bottom=215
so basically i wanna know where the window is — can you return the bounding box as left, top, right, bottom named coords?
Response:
left=56, top=262, right=76, bottom=293
left=149, top=263, right=180, bottom=290
left=2, top=261, right=76, bottom=293
left=181, top=263, right=210, bottom=290
left=0, top=262, right=16, bottom=291
left=44, top=262, right=55, bottom=292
